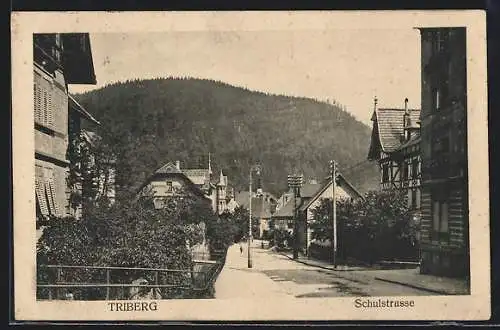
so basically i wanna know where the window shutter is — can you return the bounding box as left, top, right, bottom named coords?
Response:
left=35, top=84, right=43, bottom=124
left=35, top=166, right=49, bottom=216
left=33, top=84, right=39, bottom=123
left=43, top=167, right=59, bottom=216
left=42, top=89, right=47, bottom=125
left=48, top=178, right=60, bottom=217
left=47, top=85, right=54, bottom=128
left=44, top=181, right=55, bottom=216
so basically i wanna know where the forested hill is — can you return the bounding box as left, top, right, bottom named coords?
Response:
left=75, top=77, right=379, bottom=197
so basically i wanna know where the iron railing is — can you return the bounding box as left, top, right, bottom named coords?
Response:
left=37, top=249, right=227, bottom=300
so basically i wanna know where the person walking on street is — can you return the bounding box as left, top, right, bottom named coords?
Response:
left=240, top=243, right=243, bottom=255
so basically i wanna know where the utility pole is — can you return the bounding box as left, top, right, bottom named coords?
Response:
left=248, top=164, right=261, bottom=269
left=288, top=174, right=303, bottom=260
left=330, top=160, right=338, bottom=268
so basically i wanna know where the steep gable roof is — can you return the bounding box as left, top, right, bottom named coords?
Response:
left=155, top=162, right=182, bottom=174
left=368, top=108, right=421, bottom=159
left=136, top=162, right=206, bottom=198
left=299, top=173, right=364, bottom=212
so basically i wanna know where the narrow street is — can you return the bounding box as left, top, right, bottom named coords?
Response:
left=214, top=241, right=438, bottom=299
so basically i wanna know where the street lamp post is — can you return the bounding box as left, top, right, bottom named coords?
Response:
left=248, top=164, right=261, bottom=269
left=288, top=174, right=304, bottom=260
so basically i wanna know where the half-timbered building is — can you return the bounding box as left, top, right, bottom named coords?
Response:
left=367, top=98, right=422, bottom=215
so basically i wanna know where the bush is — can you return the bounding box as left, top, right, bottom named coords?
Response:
left=309, top=190, right=420, bottom=264
left=37, top=193, right=216, bottom=300
left=271, top=228, right=293, bottom=250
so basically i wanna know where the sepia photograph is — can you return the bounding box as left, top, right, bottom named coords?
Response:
left=11, top=11, right=489, bottom=321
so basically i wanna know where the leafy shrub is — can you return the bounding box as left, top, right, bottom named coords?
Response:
left=37, top=193, right=218, bottom=300
left=309, top=190, right=420, bottom=264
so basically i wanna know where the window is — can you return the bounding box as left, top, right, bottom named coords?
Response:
left=431, top=189, right=449, bottom=240
left=415, top=189, right=421, bottom=209
left=287, top=220, right=294, bottom=229
left=166, top=181, right=173, bottom=192
left=411, top=189, right=417, bottom=210
left=431, top=30, right=449, bottom=56
left=154, top=198, right=165, bottom=209
left=431, top=31, right=442, bottom=55
left=402, top=162, right=408, bottom=181
left=411, top=159, right=419, bottom=179
left=382, top=164, right=389, bottom=183
left=431, top=87, right=442, bottom=112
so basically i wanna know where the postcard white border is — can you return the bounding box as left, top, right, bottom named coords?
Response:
left=11, top=10, right=490, bottom=321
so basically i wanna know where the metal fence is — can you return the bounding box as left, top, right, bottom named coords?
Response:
left=37, top=249, right=227, bottom=300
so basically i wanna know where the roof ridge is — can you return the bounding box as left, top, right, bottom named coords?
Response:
left=377, top=107, right=421, bottom=111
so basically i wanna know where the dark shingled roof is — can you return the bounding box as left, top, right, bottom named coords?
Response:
left=299, top=173, right=364, bottom=212
left=368, top=108, right=421, bottom=159
left=273, top=184, right=323, bottom=218
left=182, top=169, right=210, bottom=185
left=136, top=162, right=206, bottom=198
left=273, top=198, right=296, bottom=218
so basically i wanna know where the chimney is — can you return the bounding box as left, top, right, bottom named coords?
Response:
left=403, top=98, right=411, bottom=141
left=176, top=160, right=181, bottom=170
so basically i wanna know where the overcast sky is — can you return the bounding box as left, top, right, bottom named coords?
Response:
left=70, top=29, right=422, bottom=126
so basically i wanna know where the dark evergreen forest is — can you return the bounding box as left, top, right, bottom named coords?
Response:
left=75, top=77, right=379, bottom=197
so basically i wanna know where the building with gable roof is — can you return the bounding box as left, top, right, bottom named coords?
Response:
left=273, top=181, right=323, bottom=234
left=234, top=189, right=277, bottom=238
left=140, top=155, right=234, bottom=215
left=367, top=97, right=423, bottom=216
left=177, top=156, right=233, bottom=215
left=137, top=161, right=209, bottom=209
left=299, top=173, right=364, bottom=255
